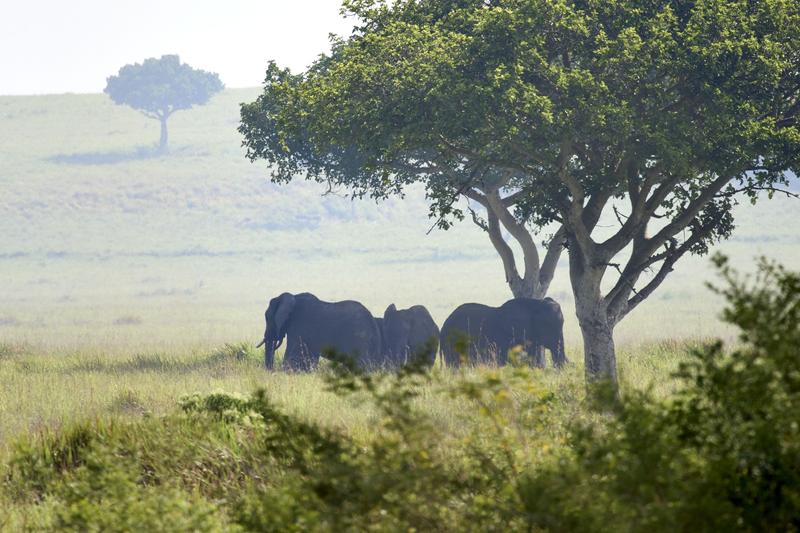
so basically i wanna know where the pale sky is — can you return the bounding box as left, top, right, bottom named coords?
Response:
left=0, top=1, right=356, bottom=95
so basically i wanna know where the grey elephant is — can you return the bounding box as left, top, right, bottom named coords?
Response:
left=376, top=304, right=440, bottom=368
left=440, top=297, right=567, bottom=368
left=258, top=292, right=382, bottom=371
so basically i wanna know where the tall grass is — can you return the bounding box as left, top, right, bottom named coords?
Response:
left=0, top=337, right=691, bottom=459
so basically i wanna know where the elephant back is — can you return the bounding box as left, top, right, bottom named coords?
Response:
left=282, top=294, right=382, bottom=370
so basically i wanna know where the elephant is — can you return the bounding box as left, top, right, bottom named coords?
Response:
left=439, top=297, right=567, bottom=368
left=377, top=304, right=440, bottom=368
left=258, top=292, right=382, bottom=371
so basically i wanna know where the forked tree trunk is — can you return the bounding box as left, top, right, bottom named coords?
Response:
left=509, top=277, right=545, bottom=299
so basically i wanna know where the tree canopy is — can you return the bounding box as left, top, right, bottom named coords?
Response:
left=240, top=0, right=800, bottom=387
left=106, top=55, right=223, bottom=152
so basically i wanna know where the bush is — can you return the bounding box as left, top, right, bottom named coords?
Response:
left=521, top=255, right=800, bottom=531
left=51, top=450, right=233, bottom=532
left=3, top=255, right=798, bottom=531
left=208, top=342, right=261, bottom=365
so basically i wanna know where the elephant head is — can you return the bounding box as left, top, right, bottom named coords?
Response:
left=261, top=292, right=296, bottom=370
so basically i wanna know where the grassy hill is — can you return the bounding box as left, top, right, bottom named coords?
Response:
left=0, top=89, right=798, bottom=352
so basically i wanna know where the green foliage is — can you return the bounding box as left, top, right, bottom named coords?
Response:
left=105, top=55, right=223, bottom=118
left=51, top=451, right=233, bottom=533
left=241, top=0, right=799, bottom=233
left=3, top=257, right=800, bottom=530
left=105, top=54, right=223, bottom=151
left=207, top=342, right=262, bottom=366
left=108, top=389, right=149, bottom=415
left=523, top=255, right=800, bottom=531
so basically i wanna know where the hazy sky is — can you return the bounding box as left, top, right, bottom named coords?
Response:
left=0, top=1, right=355, bottom=95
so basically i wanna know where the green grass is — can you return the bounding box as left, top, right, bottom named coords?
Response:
left=0, top=337, right=691, bottom=457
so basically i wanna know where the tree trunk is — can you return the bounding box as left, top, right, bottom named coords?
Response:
left=575, top=302, right=618, bottom=386
left=567, top=235, right=619, bottom=394
left=509, top=277, right=543, bottom=299
left=159, top=116, right=169, bottom=153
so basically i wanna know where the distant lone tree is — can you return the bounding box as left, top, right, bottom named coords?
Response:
left=105, top=55, right=223, bottom=153
left=240, top=0, right=800, bottom=391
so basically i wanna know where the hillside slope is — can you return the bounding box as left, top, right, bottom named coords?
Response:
left=0, top=90, right=797, bottom=350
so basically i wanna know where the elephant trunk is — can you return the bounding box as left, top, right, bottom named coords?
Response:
left=264, top=331, right=285, bottom=370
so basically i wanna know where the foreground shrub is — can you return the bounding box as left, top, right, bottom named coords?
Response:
left=52, top=450, right=233, bottom=532
left=524, top=255, right=800, bottom=531
left=2, top=256, right=798, bottom=531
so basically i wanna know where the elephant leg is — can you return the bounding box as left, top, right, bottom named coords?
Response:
left=531, top=345, right=546, bottom=368
left=424, top=340, right=439, bottom=367
left=282, top=346, right=302, bottom=371
left=282, top=345, right=301, bottom=371
left=283, top=339, right=314, bottom=372
left=551, top=338, right=568, bottom=368
left=443, top=346, right=461, bottom=368
left=470, top=340, right=482, bottom=366
left=485, top=341, right=501, bottom=366
left=299, top=341, right=320, bottom=371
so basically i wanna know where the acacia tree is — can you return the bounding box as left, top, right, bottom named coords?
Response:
left=240, top=0, right=800, bottom=387
left=105, top=55, right=223, bottom=152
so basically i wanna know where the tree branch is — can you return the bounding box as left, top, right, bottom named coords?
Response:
left=478, top=195, right=524, bottom=291
left=486, top=190, right=541, bottom=290
left=556, top=141, right=583, bottom=203
left=715, top=185, right=800, bottom=200
left=425, top=165, right=486, bottom=235
left=597, top=164, right=667, bottom=259
left=538, top=225, right=566, bottom=295
left=555, top=141, right=596, bottom=259
left=646, top=174, right=731, bottom=253
left=468, top=205, right=488, bottom=231
left=613, top=220, right=718, bottom=322
left=502, top=189, right=528, bottom=207
left=603, top=237, right=677, bottom=316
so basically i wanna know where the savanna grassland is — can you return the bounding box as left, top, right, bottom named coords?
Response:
left=0, top=90, right=799, bottom=530
left=2, top=90, right=799, bottom=351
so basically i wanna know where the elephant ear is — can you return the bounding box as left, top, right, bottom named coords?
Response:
left=274, top=293, right=296, bottom=338
left=383, top=303, right=398, bottom=320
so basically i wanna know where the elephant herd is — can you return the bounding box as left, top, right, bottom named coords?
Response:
left=258, top=292, right=568, bottom=372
